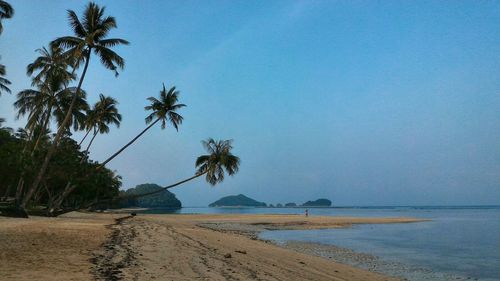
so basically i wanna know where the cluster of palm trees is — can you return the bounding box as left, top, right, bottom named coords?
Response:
left=0, top=2, right=240, bottom=217
left=0, top=0, right=13, bottom=95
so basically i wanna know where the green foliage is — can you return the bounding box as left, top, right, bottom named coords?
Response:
left=0, top=130, right=24, bottom=195
left=209, top=194, right=266, bottom=207
left=0, top=128, right=121, bottom=209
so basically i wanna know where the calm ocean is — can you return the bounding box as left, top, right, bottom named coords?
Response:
left=141, top=206, right=500, bottom=280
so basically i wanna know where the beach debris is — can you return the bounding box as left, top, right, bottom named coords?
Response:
left=224, top=253, right=232, bottom=258
left=235, top=250, right=247, bottom=254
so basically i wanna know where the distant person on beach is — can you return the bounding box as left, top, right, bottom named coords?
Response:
left=305, top=209, right=309, bottom=217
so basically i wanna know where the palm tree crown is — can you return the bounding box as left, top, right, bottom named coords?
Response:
left=15, top=77, right=89, bottom=133
left=51, top=2, right=129, bottom=76
left=196, top=138, right=240, bottom=185
left=0, top=0, right=14, bottom=34
left=86, top=94, right=121, bottom=134
left=145, top=84, right=186, bottom=130
left=27, top=45, right=75, bottom=86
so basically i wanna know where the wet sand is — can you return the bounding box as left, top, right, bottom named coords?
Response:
left=0, top=212, right=425, bottom=280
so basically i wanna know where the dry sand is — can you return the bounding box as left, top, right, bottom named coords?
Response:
left=0, top=212, right=120, bottom=280
left=0, top=212, right=425, bottom=281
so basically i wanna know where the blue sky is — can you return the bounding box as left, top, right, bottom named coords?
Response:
left=1, top=0, right=500, bottom=206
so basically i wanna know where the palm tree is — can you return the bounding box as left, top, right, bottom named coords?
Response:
left=0, top=0, right=14, bottom=34
left=0, top=63, right=11, bottom=96
left=21, top=2, right=128, bottom=209
left=82, top=94, right=121, bottom=156
left=13, top=78, right=88, bottom=208
left=48, top=94, right=121, bottom=215
left=94, top=138, right=240, bottom=204
left=195, top=138, right=240, bottom=185
left=15, top=79, right=89, bottom=153
left=99, top=84, right=185, bottom=168
left=27, top=45, right=75, bottom=87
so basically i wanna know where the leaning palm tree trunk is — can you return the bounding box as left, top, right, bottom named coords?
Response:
left=84, top=130, right=98, bottom=156
left=122, top=172, right=206, bottom=200
left=20, top=52, right=91, bottom=210
left=78, top=128, right=92, bottom=146
left=98, top=117, right=161, bottom=168
left=88, top=172, right=206, bottom=208
left=59, top=119, right=161, bottom=212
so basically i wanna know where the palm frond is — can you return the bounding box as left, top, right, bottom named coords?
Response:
left=67, top=9, right=86, bottom=38
left=93, top=45, right=125, bottom=75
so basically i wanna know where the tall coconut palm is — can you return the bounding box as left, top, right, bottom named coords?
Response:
left=0, top=0, right=14, bottom=35
left=27, top=45, right=75, bottom=87
left=99, top=84, right=185, bottom=168
left=13, top=78, right=88, bottom=207
left=81, top=94, right=121, bottom=157
left=110, top=139, right=240, bottom=201
left=0, top=63, right=11, bottom=96
left=21, top=2, right=128, bottom=210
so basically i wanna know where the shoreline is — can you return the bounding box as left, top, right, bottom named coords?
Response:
left=1, top=212, right=425, bottom=280
left=266, top=239, right=470, bottom=281
left=197, top=215, right=468, bottom=280
left=101, top=213, right=425, bottom=280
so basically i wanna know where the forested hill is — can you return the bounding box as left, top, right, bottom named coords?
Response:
left=209, top=194, right=266, bottom=207
left=119, top=184, right=182, bottom=208
left=301, top=198, right=332, bottom=207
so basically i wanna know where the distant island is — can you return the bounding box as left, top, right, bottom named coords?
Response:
left=209, top=195, right=332, bottom=208
left=209, top=194, right=266, bottom=207
left=117, top=183, right=182, bottom=209
left=301, top=198, right=332, bottom=207
left=271, top=199, right=332, bottom=207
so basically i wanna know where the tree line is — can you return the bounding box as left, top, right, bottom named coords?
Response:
left=0, top=1, right=240, bottom=217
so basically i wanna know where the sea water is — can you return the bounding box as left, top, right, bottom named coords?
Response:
left=256, top=206, right=500, bottom=281
left=141, top=206, right=500, bottom=280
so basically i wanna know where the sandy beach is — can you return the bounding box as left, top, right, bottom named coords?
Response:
left=0, top=212, right=425, bottom=281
